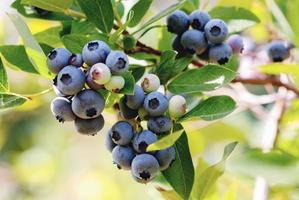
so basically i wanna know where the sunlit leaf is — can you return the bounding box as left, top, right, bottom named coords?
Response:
left=119, top=71, right=135, bottom=95
left=0, top=93, right=28, bottom=110
left=0, top=58, right=8, bottom=92
left=21, top=0, right=73, bottom=12
left=128, top=0, right=153, bottom=27
left=147, top=130, right=184, bottom=151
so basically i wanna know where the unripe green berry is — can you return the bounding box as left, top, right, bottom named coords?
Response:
left=104, top=76, right=125, bottom=93
left=141, top=74, right=160, bottom=93
left=169, top=95, right=187, bottom=118
left=89, top=63, right=111, bottom=85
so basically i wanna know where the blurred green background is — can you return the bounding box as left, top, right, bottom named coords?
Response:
left=1, top=0, right=299, bottom=199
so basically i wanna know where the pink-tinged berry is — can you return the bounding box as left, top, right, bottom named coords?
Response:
left=141, top=74, right=160, bottom=93
left=169, top=95, right=187, bottom=118
left=89, top=63, right=111, bottom=85
left=227, top=34, right=244, bottom=54
left=104, top=76, right=125, bottom=93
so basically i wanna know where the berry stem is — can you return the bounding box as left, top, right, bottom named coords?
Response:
left=22, top=88, right=53, bottom=100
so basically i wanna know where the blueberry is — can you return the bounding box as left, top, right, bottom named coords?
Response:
left=189, top=11, right=210, bottom=31
left=57, top=65, right=85, bottom=95
left=209, top=43, right=232, bottom=65
left=69, top=54, right=83, bottom=67
left=267, top=41, right=290, bottom=62
left=47, top=48, right=72, bottom=74
left=51, top=97, right=75, bottom=123
left=155, top=147, right=176, bottom=171
left=133, top=130, right=157, bottom=153
left=143, top=92, right=168, bottom=117
left=104, top=76, right=125, bottom=93
left=227, top=34, right=244, bottom=54
left=147, top=116, right=172, bottom=135
left=53, top=84, right=66, bottom=97
left=119, top=96, right=139, bottom=120
left=112, top=145, right=135, bottom=170
left=82, top=40, right=111, bottom=66
left=169, top=95, right=187, bottom=118
left=110, top=121, right=134, bottom=145
left=72, top=89, right=105, bottom=119
left=74, top=115, right=104, bottom=136
left=105, top=51, right=129, bottom=74
left=89, top=63, right=111, bottom=85
left=166, top=10, right=189, bottom=35
left=125, top=85, right=145, bottom=110
left=131, top=154, right=160, bottom=183
left=141, top=74, right=160, bottom=93
left=204, top=19, right=228, bottom=44
left=86, top=72, right=104, bottom=90
left=181, top=29, right=208, bottom=54
left=105, top=130, right=117, bottom=152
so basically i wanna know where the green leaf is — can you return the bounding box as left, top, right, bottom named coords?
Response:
left=180, top=96, right=236, bottom=122
left=0, top=93, right=28, bottom=110
left=133, top=0, right=187, bottom=34
left=21, top=0, right=73, bottom=12
left=7, top=13, right=53, bottom=79
left=227, top=149, right=299, bottom=185
left=163, top=126, right=194, bottom=200
left=71, top=21, right=97, bottom=34
left=190, top=142, right=237, bottom=200
left=34, top=26, right=62, bottom=46
left=168, top=65, right=236, bottom=94
left=12, top=0, right=72, bottom=21
left=0, top=58, right=8, bottom=92
left=155, top=50, right=192, bottom=84
left=130, top=66, right=145, bottom=82
left=77, top=0, right=114, bottom=34
left=0, top=45, right=38, bottom=74
left=147, top=130, right=184, bottom=151
left=119, top=71, right=135, bottom=95
left=158, top=189, right=182, bottom=200
left=123, top=36, right=137, bottom=50
left=109, top=10, right=134, bottom=42
left=128, top=0, right=153, bottom=27
left=158, top=27, right=174, bottom=51
left=62, top=34, right=111, bottom=53
left=209, top=6, right=260, bottom=33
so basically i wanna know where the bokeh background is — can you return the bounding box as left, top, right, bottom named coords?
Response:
left=1, top=0, right=299, bottom=199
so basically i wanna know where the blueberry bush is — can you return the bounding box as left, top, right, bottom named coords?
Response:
left=1, top=0, right=299, bottom=199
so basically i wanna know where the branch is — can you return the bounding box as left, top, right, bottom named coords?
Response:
left=232, top=77, right=299, bottom=96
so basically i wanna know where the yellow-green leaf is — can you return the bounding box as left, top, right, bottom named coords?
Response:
left=147, top=130, right=184, bottom=152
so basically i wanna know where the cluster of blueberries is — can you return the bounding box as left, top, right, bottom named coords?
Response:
left=105, top=73, right=188, bottom=183
left=48, top=40, right=130, bottom=135
left=167, top=10, right=244, bottom=64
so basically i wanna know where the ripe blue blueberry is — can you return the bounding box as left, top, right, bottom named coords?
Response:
left=86, top=72, right=104, bottom=90
left=204, top=19, right=228, bottom=44
left=51, top=97, right=75, bottom=123
left=209, top=43, right=232, bottom=65
left=181, top=29, right=208, bottom=54
left=112, top=145, right=135, bottom=170
left=155, top=147, right=176, bottom=171
left=133, top=130, right=157, bottom=153
left=125, top=85, right=145, bottom=110
left=189, top=11, right=210, bottom=31
left=197, top=43, right=212, bottom=61
left=166, top=10, right=189, bottom=35
left=47, top=48, right=72, bottom=74
left=69, top=53, right=83, bottom=67
left=74, top=114, right=104, bottom=136
left=110, top=121, right=134, bottom=145
left=82, top=40, right=111, bottom=66
left=227, top=34, right=244, bottom=54
left=71, top=89, right=105, bottom=119
left=147, top=116, right=172, bottom=135
left=57, top=65, right=85, bottom=95
left=105, top=51, right=129, bottom=74
left=143, top=92, right=168, bottom=117
left=267, top=41, right=290, bottom=62
left=105, top=130, right=117, bottom=152
left=131, top=154, right=160, bottom=183
left=119, top=96, right=139, bottom=120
